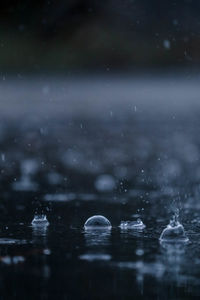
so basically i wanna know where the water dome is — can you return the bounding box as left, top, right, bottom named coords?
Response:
left=84, top=215, right=111, bottom=229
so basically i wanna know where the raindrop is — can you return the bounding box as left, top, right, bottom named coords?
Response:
left=160, top=213, right=188, bottom=243
left=31, top=214, right=49, bottom=226
left=119, top=219, right=146, bottom=230
left=84, top=215, right=111, bottom=229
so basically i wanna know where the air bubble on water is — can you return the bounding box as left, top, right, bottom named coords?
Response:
left=119, top=219, right=146, bottom=230
left=160, top=212, right=189, bottom=243
left=84, top=215, right=112, bottom=229
left=94, top=174, right=116, bottom=192
left=31, top=214, right=49, bottom=226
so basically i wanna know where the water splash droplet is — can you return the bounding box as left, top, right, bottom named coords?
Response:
left=160, top=213, right=188, bottom=243
left=31, top=214, right=49, bottom=226
left=84, top=215, right=111, bottom=229
left=119, top=218, right=146, bottom=230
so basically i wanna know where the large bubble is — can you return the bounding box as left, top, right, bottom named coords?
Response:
left=84, top=215, right=111, bottom=229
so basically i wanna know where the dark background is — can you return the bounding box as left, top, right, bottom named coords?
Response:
left=1, top=0, right=200, bottom=72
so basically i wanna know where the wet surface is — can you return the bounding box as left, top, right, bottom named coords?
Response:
left=1, top=76, right=200, bottom=299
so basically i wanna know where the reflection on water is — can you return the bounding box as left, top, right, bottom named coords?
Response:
left=32, top=224, right=49, bottom=245
left=84, top=229, right=111, bottom=247
left=159, top=242, right=187, bottom=286
left=82, top=229, right=112, bottom=262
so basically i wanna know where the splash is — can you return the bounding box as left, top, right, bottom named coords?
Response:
left=160, top=210, right=188, bottom=243
left=119, top=219, right=146, bottom=230
left=31, top=214, right=49, bottom=226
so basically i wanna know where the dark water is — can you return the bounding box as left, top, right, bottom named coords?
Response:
left=1, top=76, right=200, bottom=299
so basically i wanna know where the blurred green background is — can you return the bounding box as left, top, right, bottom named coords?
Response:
left=1, top=0, right=200, bottom=72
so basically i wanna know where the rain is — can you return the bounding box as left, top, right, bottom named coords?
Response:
left=0, top=1, right=200, bottom=299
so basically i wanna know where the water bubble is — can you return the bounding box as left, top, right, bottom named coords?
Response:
left=31, top=214, right=49, bottom=226
left=84, top=215, right=111, bottom=229
left=94, top=174, right=116, bottom=192
left=119, top=219, right=146, bottom=230
left=160, top=215, right=188, bottom=243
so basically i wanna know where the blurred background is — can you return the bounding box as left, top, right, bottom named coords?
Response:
left=1, top=0, right=200, bottom=73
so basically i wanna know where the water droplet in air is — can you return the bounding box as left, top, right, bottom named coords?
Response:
left=119, top=218, right=146, bottom=230
left=84, top=215, right=111, bottom=229
left=31, top=214, right=49, bottom=226
left=160, top=214, right=188, bottom=243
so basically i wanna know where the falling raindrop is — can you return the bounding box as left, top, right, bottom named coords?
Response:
left=84, top=215, right=111, bottom=229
